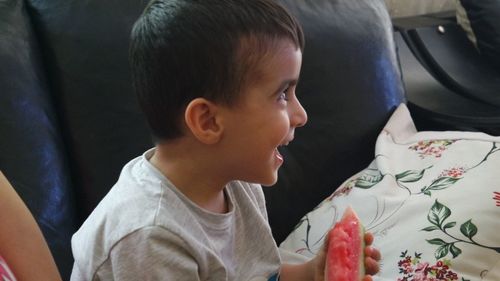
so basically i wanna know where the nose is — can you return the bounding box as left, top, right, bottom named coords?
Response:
left=289, top=96, right=308, bottom=128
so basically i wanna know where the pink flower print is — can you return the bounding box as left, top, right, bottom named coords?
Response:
left=411, top=270, right=432, bottom=281
left=400, top=259, right=414, bottom=274
left=494, top=192, right=500, bottom=206
left=438, top=167, right=466, bottom=179
left=397, top=252, right=461, bottom=281
left=295, top=247, right=308, bottom=255
left=415, top=261, right=430, bottom=273
left=409, top=140, right=456, bottom=159
left=421, top=167, right=467, bottom=196
left=329, top=178, right=356, bottom=198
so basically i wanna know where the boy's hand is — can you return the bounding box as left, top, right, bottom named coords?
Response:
left=362, top=233, right=381, bottom=279
left=312, top=232, right=381, bottom=281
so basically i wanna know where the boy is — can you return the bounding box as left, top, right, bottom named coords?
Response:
left=70, top=0, right=380, bottom=280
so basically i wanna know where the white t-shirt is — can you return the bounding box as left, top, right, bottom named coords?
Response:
left=70, top=149, right=283, bottom=281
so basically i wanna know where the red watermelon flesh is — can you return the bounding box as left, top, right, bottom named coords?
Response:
left=325, top=207, right=365, bottom=281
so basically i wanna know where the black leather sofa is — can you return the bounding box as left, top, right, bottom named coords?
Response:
left=5, top=0, right=485, bottom=279
left=392, top=11, right=500, bottom=136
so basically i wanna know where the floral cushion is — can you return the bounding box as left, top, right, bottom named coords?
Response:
left=280, top=104, right=500, bottom=281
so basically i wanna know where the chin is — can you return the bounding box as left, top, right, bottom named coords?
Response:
left=258, top=174, right=279, bottom=187
left=242, top=167, right=279, bottom=186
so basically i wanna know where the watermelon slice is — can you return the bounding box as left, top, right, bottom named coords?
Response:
left=325, top=206, right=365, bottom=281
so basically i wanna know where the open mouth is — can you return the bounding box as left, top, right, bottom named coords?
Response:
left=275, top=137, right=293, bottom=164
left=276, top=143, right=289, bottom=162
left=275, top=147, right=284, bottom=162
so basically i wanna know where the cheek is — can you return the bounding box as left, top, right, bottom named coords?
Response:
left=268, top=113, right=290, bottom=140
left=278, top=111, right=291, bottom=130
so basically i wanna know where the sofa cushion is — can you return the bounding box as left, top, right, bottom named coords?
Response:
left=280, top=104, right=500, bottom=280
left=25, top=0, right=152, bottom=218
left=0, top=0, right=77, bottom=279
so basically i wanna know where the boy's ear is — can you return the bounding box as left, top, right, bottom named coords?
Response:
left=184, top=98, right=223, bottom=144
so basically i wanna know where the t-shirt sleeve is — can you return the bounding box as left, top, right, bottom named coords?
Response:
left=96, top=226, right=201, bottom=281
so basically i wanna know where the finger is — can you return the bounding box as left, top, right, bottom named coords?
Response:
left=364, top=246, right=381, bottom=261
left=364, top=256, right=380, bottom=275
left=364, top=232, right=374, bottom=246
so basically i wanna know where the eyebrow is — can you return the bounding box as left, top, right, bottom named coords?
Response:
left=276, top=78, right=299, bottom=93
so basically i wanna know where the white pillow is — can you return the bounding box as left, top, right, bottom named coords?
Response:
left=280, top=104, right=500, bottom=281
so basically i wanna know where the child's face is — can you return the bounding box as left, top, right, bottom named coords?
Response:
left=219, top=40, right=307, bottom=186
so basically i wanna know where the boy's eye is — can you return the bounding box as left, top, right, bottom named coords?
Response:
left=278, top=88, right=290, bottom=101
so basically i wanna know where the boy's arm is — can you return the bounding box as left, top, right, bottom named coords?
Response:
left=279, top=259, right=320, bottom=281
left=279, top=249, right=325, bottom=281
left=0, top=171, right=62, bottom=281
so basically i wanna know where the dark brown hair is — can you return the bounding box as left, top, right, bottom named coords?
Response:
left=130, top=0, right=304, bottom=141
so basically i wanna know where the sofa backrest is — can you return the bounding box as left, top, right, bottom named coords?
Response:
left=0, top=0, right=77, bottom=279
left=24, top=0, right=152, bottom=220
left=0, top=0, right=404, bottom=279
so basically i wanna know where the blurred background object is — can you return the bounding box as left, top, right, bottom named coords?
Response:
left=385, top=0, right=455, bottom=18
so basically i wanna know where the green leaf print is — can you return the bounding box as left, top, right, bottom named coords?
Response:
left=355, top=178, right=380, bottom=188
left=435, top=245, right=449, bottom=259
left=450, top=244, right=462, bottom=258
left=395, top=169, right=426, bottom=183
left=419, top=177, right=461, bottom=196
left=427, top=238, right=446, bottom=245
left=443, top=222, right=457, bottom=230
left=423, top=200, right=500, bottom=258
left=354, top=172, right=383, bottom=189
left=422, top=225, right=439, bottom=232
left=460, top=220, right=477, bottom=239
left=427, top=200, right=451, bottom=227
left=426, top=177, right=460, bottom=191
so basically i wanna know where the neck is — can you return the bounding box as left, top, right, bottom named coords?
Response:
left=150, top=139, right=229, bottom=214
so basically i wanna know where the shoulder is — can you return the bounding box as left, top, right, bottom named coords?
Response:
left=112, top=226, right=192, bottom=254
left=71, top=154, right=205, bottom=279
